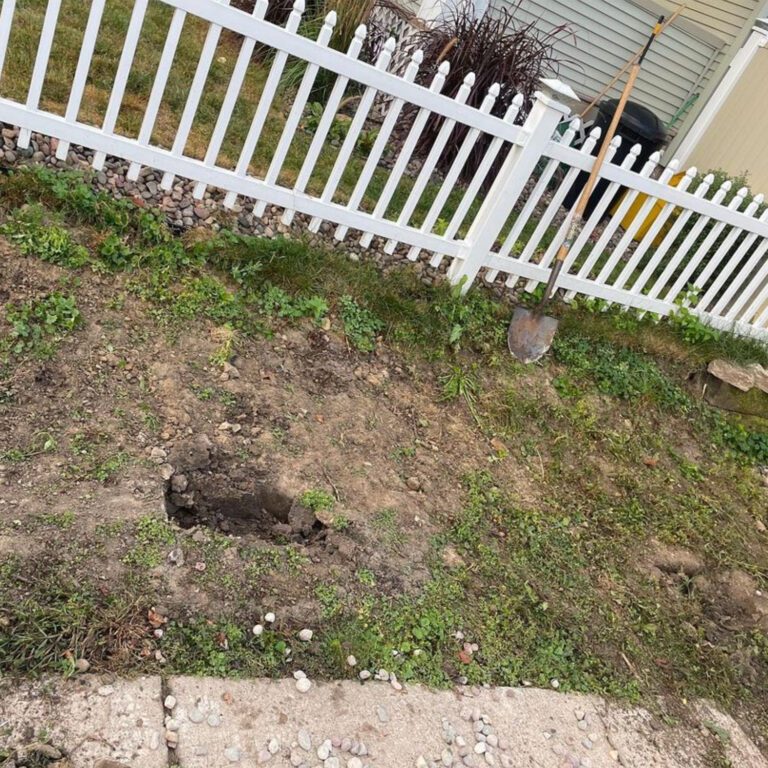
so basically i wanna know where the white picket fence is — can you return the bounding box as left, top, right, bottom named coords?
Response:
left=2, top=0, right=768, bottom=340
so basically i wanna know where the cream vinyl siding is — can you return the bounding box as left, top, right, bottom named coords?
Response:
left=689, top=45, right=768, bottom=189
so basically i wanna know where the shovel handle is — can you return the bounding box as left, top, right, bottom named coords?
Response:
left=539, top=15, right=664, bottom=304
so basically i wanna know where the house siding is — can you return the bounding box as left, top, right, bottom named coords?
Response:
left=487, top=0, right=760, bottom=127
left=688, top=45, right=768, bottom=190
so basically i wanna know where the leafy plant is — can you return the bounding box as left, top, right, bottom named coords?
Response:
left=1, top=212, right=89, bottom=269
left=4, top=293, right=82, bottom=357
left=339, top=295, right=382, bottom=352
left=299, top=489, right=335, bottom=513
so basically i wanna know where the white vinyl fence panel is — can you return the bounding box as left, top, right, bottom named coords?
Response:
left=1, top=0, right=768, bottom=341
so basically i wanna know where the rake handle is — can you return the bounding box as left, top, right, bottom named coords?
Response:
left=539, top=15, right=665, bottom=306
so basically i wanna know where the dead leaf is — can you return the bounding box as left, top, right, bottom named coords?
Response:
left=147, top=608, right=167, bottom=628
left=458, top=650, right=472, bottom=664
left=643, top=456, right=659, bottom=467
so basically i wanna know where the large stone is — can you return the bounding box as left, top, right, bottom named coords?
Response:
left=698, top=360, right=768, bottom=419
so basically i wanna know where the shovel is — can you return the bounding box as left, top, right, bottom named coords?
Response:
left=508, top=15, right=665, bottom=364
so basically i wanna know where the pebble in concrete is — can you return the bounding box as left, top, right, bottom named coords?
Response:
left=298, top=729, right=312, bottom=751
left=296, top=677, right=312, bottom=693
left=224, top=746, right=241, bottom=763
left=268, top=738, right=280, bottom=754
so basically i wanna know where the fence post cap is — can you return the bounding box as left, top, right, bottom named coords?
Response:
left=535, top=79, right=579, bottom=115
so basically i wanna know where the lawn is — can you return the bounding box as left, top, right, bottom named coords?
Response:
left=0, top=166, right=767, bottom=752
left=1, top=0, right=485, bottom=229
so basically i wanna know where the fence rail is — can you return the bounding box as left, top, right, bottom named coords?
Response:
left=1, top=0, right=768, bottom=341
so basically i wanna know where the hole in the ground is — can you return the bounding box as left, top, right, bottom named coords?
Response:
left=165, top=470, right=327, bottom=543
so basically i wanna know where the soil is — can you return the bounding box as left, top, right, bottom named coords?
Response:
left=0, top=238, right=495, bottom=623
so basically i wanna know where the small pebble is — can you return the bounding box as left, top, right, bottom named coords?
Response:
left=253, top=624, right=264, bottom=636
left=317, top=740, right=332, bottom=760
left=224, top=746, right=241, bottom=763
left=265, top=612, right=276, bottom=623
left=347, top=758, right=363, bottom=768
left=325, top=758, right=340, bottom=768
left=290, top=750, right=304, bottom=767
left=359, top=670, right=371, bottom=680
left=550, top=678, right=560, bottom=689
left=474, top=743, right=487, bottom=754
left=574, top=708, right=586, bottom=721
left=293, top=670, right=307, bottom=680
left=346, top=655, right=357, bottom=667
left=299, top=628, right=314, bottom=642
left=189, top=708, right=205, bottom=723
left=296, top=677, right=312, bottom=693
left=207, top=713, right=222, bottom=727
left=298, top=730, right=312, bottom=751
left=164, top=695, right=177, bottom=710
left=441, top=747, right=454, bottom=766
left=74, top=658, right=90, bottom=673
left=257, top=749, right=272, bottom=763
left=98, top=685, right=115, bottom=697
left=582, top=738, right=593, bottom=750
left=376, top=705, right=390, bottom=723
left=268, top=738, right=280, bottom=754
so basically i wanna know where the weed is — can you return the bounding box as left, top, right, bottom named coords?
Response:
left=315, top=583, right=343, bottom=619
left=331, top=515, right=351, bottom=532
left=122, top=516, right=175, bottom=569
left=440, top=364, right=481, bottom=426
left=356, top=568, right=376, bottom=587
left=299, top=489, right=335, bottom=513
left=371, top=508, right=404, bottom=552
left=1, top=211, right=89, bottom=269
left=39, top=510, right=76, bottom=529
left=4, top=293, right=82, bottom=358
left=339, top=295, right=382, bottom=352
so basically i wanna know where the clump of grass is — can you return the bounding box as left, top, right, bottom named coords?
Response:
left=299, top=489, right=335, bottom=513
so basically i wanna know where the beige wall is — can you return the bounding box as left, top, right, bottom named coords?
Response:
left=689, top=46, right=768, bottom=193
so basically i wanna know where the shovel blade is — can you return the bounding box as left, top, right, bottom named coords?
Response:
left=507, top=306, right=559, bottom=364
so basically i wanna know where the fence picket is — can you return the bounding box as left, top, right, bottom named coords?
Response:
left=481, top=119, right=578, bottom=283
left=307, top=37, right=397, bottom=233
left=0, top=0, right=16, bottom=83
left=3, top=0, right=768, bottom=340
left=601, top=160, right=681, bottom=291
left=253, top=10, right=337, bottom=220
left=557, top=138, right=635, bottom=299
left=56, top=0, right=107, bottom=161
left=334, top=48, right=423, bottom=242
left=708, top=208, right=768, bottom=316
left=383, top=72, right=476, bottom=255
left=406, top=82, right=500, bottom=262
left=193, top=0, right=269, bottom=200
left=661, top=186, right=748, bottom=306
left=221, top=0, right=306, bottom=208
left=127, top=7, right=188, bottom=181
left=646, top=178, right=732, bottom=300
left=357, top=61, right=451, bottom=249
left=18, top=0, right=62, bottom=149
left=561, top=150, right=662, bottom=294
left=158, top=0, right=230, bottom=189
left=503, top=127, right=603, bottom=291
left=91, top=0, right=150, bottom=170
left=438, top=96, right=524, bottom=274
left=280, top=25, right=368, bottom=227
left=691, top=192, right=763, bottom=305
left=612, top=164, right=693, bottom=291
left=729, top=254, right=768, bottom=325
left=629, top=170, right=708, bottom=296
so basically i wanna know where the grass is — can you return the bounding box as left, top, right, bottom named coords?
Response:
left=1, top=0, right=480, bottom=228
left=0, top=164, right=767, bottom=744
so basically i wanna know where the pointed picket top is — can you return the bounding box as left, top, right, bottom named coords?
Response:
left=666, top=158, right=681, bottom=172
left=354, top=24, right=367, bottom=41
left=411, top=48, right=425, bottom=65
left=647, top=149, right=662, bottom=164
left=682, top=166, right=698, bottom=180
left=503, top=93, right=524, bottom=123
left=586, top=125, right=602, bottom=141
left=437, top=60, right=450, bottom=77
left=462, top=72, right=476, bottom=88
left=382, top=36, right=397, bottom=54
left=477, top=83, right=500, bottom=113
left=627, top=143, right=643, bottom=160
left=487, top=82, right=501, bottom=98
left=753, top=193, right=765, bottom=205
left=290, top=0, right=305, bottom=16
left=734, top=186, right=749, bottom=201
left=322, top=9, right=337, bottom=28
left=568, top=117, right=581, bottom=134
left=607, top=135, right=622, bottom=151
